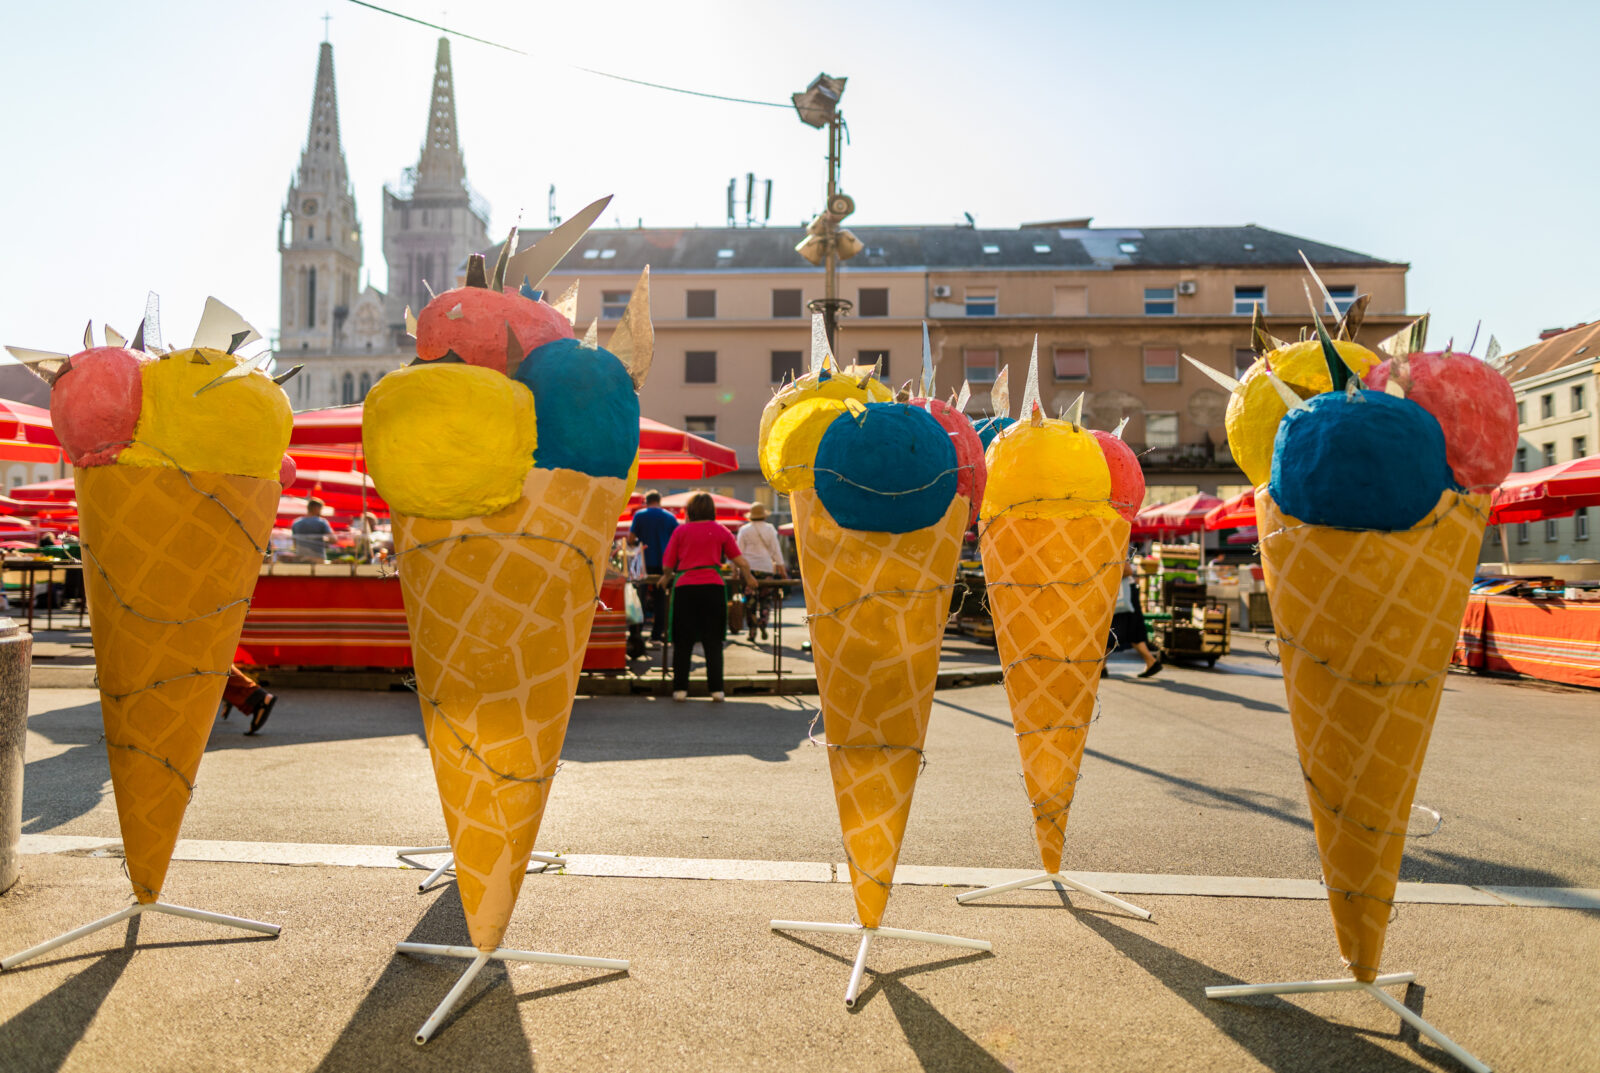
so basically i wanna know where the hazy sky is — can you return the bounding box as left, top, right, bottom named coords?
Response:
left=3, top=0, right=1595, bottom=362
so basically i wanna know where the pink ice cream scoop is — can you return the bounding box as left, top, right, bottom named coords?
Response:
left=1091, top=429, right=1146, bottom=522
left=49, top=346, right=147, bottom=466
left=1365, top=351, right=1518, bottom=491
left=910, top=396, right=988, bottom=526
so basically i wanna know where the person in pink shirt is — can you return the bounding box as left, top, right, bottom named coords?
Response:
left=660, top=492, right=757, bottom=701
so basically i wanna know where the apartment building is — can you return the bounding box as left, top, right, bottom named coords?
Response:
left=1498, top=322, right=1600, bottom=561
left=530, top=220, right=1411, bottom=509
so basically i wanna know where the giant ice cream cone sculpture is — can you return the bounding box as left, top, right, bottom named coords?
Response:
left=973, top=345, right=1144, bottom=875
left=366, top=233, right=650, bottom=952
left=17, top=301, right=292, bottom=903
left=1238, top=310, right=1514, bottom=980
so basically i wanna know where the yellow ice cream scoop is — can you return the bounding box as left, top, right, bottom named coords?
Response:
left=761, top=396, right=857, bottom=494
left=364, top=363, right=537, bottom=520
left=982, top=418, right=1117, bottom=522
left=1226, top=339, right=1381, bottom=487
left=758, top=371, right=891, bottom=462
left=117, top=348, right=293, bottom=481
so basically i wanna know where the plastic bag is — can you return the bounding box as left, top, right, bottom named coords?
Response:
left=624, top=581, right=644, bottom=625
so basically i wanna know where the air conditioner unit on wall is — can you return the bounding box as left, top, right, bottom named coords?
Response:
left=932, top=285, right=952, bottom=298
left=1177, top=280, right=1197, bottom=295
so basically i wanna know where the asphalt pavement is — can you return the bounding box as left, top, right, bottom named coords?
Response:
left=4, top=646, right=1598, bottom=1072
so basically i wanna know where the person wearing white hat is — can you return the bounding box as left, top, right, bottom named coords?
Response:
left=736, top=503, right=786, bottom=642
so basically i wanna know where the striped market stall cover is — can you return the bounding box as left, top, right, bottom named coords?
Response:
left=1453, top=593, right=1600, bottom=689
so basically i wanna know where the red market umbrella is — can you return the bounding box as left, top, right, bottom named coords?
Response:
left=0, top=398, right=60, bottom=446
left=1134, top=493, right=1223, bottom=535
left=288, top=405, right=364, bottom=446
left=1204, top=488, right=1258, bottom=530
left=1225, top=526, right=1259, bottom=545
left=9, top=477, right=76, bottom=502
left=659, top=491, right=752, bottom=517
left=1488, top=457, right=1600, bottom=524
left=284, top=469, right=388, bottom=514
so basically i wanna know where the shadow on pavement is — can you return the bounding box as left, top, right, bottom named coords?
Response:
left=772, top=931, right=1004, bottom=1073
left=1085, top=746, right=1313, bottom=833
left=1124, top=676, right=1289, bottom=714
left=19, top=702, right=106, bottom=835
left=313, top=889, right=536, bottom=1071
left=1401, top=844, right=1584, bottom=891
left=1077, top=912, right=1447, bottom=1073
left=0, top=914, right=139, bottom=1073
left=564, top=697, right=813, bottom=764
left=931, top=696, right=1013, bottom=729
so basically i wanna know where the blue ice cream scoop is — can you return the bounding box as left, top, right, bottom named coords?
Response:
left=512, top=337, right=639, bottom=480
left=814, top=402, right=958, bottom=532
left=973, top=415, right=1015, bottom=450
left=1269, top=389, right=1454, bottom=531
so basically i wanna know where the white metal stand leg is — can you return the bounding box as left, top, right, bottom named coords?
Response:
left=2, top=901, right=281, bottom=971
left=396, top=846, right=566, bottom=894
left=1205, top=972, right=1490, bottom=1073
left=955, top=871, right=1153, bottom=920
left=770, top=920, right=992, bottom=1008
left=397, top=941, right=630, bottom=1044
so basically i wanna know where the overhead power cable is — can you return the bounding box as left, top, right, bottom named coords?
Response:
left=344, top=0, right=791, bottom=109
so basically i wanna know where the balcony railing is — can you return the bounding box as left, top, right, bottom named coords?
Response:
left=1124, top=441, right=1236, bottom=468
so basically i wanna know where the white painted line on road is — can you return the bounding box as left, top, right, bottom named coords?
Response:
left=18, top=835, right=1597, bottom=908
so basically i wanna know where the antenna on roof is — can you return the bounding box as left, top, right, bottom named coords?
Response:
left=763, top=179, right=773, bottom=226
left=963, top=212, right=975, bottom=228
left=547, top=184, right=560, bottom=226
left=726, top=178, right=736, bottom=227
left=746, top=173, right=755, bottom=227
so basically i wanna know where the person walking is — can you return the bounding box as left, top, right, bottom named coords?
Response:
left=218, top=665, right=277, bottom=735
left=628, top=490, right=678, bottom=643
left=735, top=503, right=786, bottom=642
left=290, top=497, right=335, bottom=562
left=660, top=492, right=757, bottom=702
left=1106, top=559, right=1162, bottom=677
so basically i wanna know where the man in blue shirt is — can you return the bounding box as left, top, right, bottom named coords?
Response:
left=290, top=498, right=335, bottom=562
left=628, top=490, right=678, bottom=641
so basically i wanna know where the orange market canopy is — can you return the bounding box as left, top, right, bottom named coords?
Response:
left=1204, top=488, right=1258, bottom=530
left=1133, top=492, right=1223, bottom=536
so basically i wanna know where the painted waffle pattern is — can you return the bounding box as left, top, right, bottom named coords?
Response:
left=393, top=467, right=625, bottom=951
left=791, top=489, right=967, bottom=929
left=1258, top=488, right=1488, bottom=981
left=981, top=514, right=1129, bottom=874
left=78, top=465, right=276, bottom=903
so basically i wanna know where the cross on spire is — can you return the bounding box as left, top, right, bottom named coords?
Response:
left=321, top=11, right=331, bottom=41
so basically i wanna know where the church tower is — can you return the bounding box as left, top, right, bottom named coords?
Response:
left=382, top=37, right=491, bottom=332
left=279, top=41, right=363, bottom=355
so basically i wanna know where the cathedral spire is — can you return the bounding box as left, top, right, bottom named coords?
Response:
left=414, top=37, right=467, bottom=194
left=298, top=41, right=349, bottom=195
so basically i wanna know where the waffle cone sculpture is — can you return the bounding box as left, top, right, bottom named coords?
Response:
left=791, top=489, right=967, bottom=928
left=1257, top=487, right=1487, bottom=980
left=393, top=467, right=623, bottom=950
left=80, top=465, right=277, bottom=902
left=981, top=513, right=1130, bottom=873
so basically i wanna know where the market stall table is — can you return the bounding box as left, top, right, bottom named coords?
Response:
left=234, top=564, right=628, bottom=673
left=1452, top=590, right=1600, bottom=689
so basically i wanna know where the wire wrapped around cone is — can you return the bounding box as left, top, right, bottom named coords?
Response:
left=393, top=466, right=626, bottom=951
left=982, top=514, right=1129, bottom=874
left=791, top=489, right=967, bottom=929
left=78, top=465, right=277, bottom=903
left=1258, top=487, right=1488, bottom=981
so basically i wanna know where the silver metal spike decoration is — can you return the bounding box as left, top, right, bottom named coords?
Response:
left=105, top=325, right=125, bottom=347
left=989, top=366, right=1009, bottom=418
left=141, top=292, right=163, bottom=352
left=404, top=306, right=418, bottom=338
left=581, top=318, right=599, bottom=348
left=1485, top=335, right=1503, bottom=367
left=446, top=303, right=464, bottom=321
left=1184, top=353, right=1243, bottom=393
left=605, top=267, right=653, bottom=390
left=1019, top=335, right=1042, bottom=420
left=83, top=322, right=94, bottom=351
left=919, top=321, right=935, bottom=398
left=1298, top=250, right=1338, bottom=319
left=809, top=313, right=828, bottom=375
left=3, top=346, right=72, bottom=384
left=956, top=380, right=971, bottom=413
left=1266, top=371, right=1308, bottom=412
left=1064, top=391, right=1084, bottom=427
left=1113, top=416, right=1130, bottom=440
left=500, top=194, right=613, bottom=294
left=192, top=297, right=261, bottom=352
left=552, top=280, right=579, bottom=326
left=1383, top=377, right=1406, bottom=398
left=193, top=350, right=272, bottom=396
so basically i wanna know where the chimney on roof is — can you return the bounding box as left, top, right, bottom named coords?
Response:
left=1022, top=217, right=1093, bottom=229
left=1538, top=322, right=1588, bottom=340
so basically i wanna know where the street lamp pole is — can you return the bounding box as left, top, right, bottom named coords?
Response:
left=793, top=74, right=860, bottom=353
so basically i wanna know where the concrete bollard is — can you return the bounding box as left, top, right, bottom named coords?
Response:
left=0, top=618, right=32, bottom=893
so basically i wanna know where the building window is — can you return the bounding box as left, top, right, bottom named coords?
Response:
left=685, top=351, right=717, bottom=383
left=965, top=288, right=997, bottom=316
left=602, top=290, right=630, bottom=319
left=964, top=348, right=999, bottom=384
left=1516, top=522, right=1529, bottom=544
left=1143, top=347, right=1180, bottom=383
left=683, top=416, right=717, bottom=442
left=1325, top=285, right=1358, bottom=316
left=1235, top=349, right=1256, bottom=376
left=858, top=350, right=890, bottom=379
left=1577, top=507, right=1590, bottom=540
left=1144, top=287, right=1176, bottom=316
left=358, top=372, right=371, bottom=399
left=1546, top=519, right=1560, bottom=542
left=306, top=268, right=317, bottom=328
left=1515, top=446, right=1527, bottom=472
left=1516, top=400, right=1526, bottom=424
left=1053, top=348, right=1089, bottom=382
left=858, top=288, right=889, bottom=317
left=686, top=290, right=716, bottom=318
left=1541, top=393, right=1554, bottom=419
left=1146, top=412, right=1179, bottom=448
left=771, top=350, right=803, bottom=384
left=1575, top=436, right=1588, bottom=458
left=1575, top=384, right=1588, bottom=412
left=340, top=372, right=355, bottom=405
left=1543, top=442, right=1557, bottom=467
left=772, top=289, right=803, bottom=318
left=307, top=226, right=314, bottom=240
left=1233, top=286, right=1266, bottom=315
